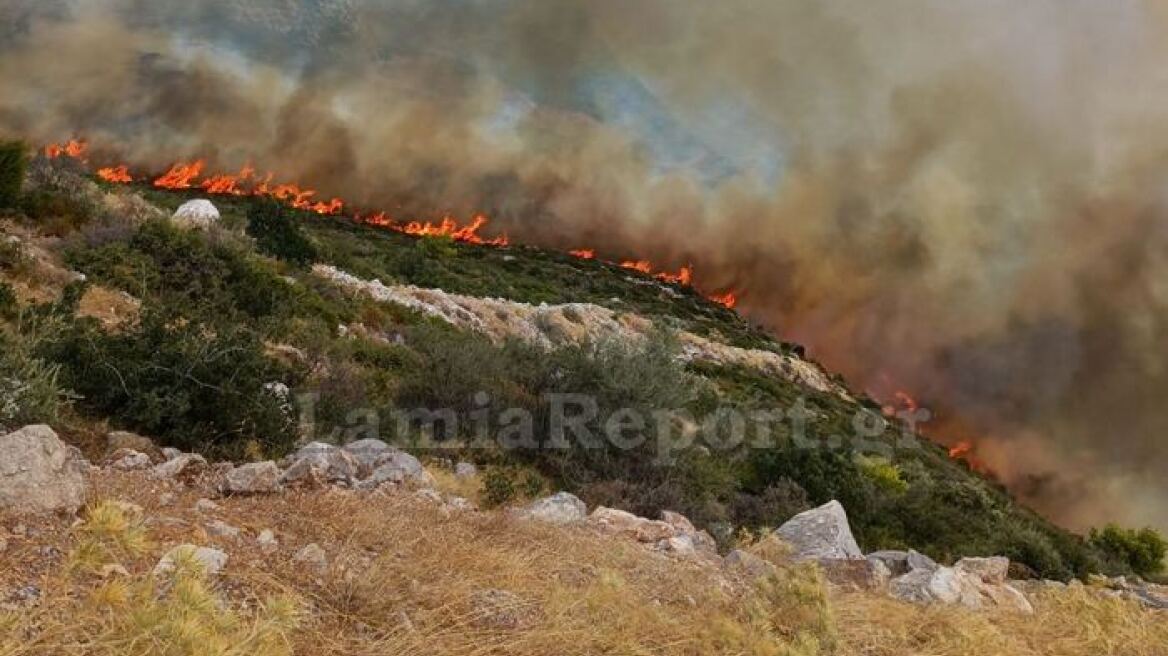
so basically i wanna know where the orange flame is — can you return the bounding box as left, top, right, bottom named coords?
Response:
left=708, top=291, right=739, bottom=309
left=154, top=160, right=205, bottom=189
left=621, top=260, right=653, bottom=274
left=96, top=165, right=133, bottom=183
left=44, top=139, right=87, bottom=160
left=570, top=249, right=596, bottom=260
left=656, top=264, right=694, bottom=286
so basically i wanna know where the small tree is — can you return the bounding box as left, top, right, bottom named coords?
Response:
left=0, top=140, right=28, bottom=209
left=1090, top=524, right=1167, bottom=577
left=246, top=199, right=318, bottom=266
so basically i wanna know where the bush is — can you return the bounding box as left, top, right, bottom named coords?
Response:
left=0, top=282, right=15, bottom=319
left=1090, top=525, right=1167, bottom=577
left=481, top=468, right=518, bottom=508
left=247, top=199, right=318, bottom=265
left=0, top=313, right=71, bottom=430
left=0, top=140, right=27, bottom=208
left=47, top=309, right=300, bottom=457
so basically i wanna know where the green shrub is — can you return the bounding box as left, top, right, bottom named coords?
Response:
left=47, top=309, right=299, bottom=457
left=0, top=314, right=71, bottom=430
left=0, top=140, right=27, bottom=208
left=481, top=469, right=518, bottom=508
left=1090, top=524, right=1167, bottom=577
left=247, top=199, right=318, bottom=266
left=0, top=282, right=15, bottom=320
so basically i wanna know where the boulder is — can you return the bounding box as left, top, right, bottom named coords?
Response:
left=153, top=545, right=228, bottom=577
left=867, top=549, right=938, bottom=577
left=342, top=438, right=392, bottom=473
left=150, top=453, right=209, bottom=483
left=106, top=431, right=163, bottom=463
left=171, top=199, right=220, bottom=229
left=223, top=461, right=282, bottom=494
left=293, top=543, right=328, bottom=574
left=205, top=519, right=241, bottom=539
left=161, top=447, right=183, bottom=462
left=660, top=510, right=717, bottom=555
left=257, top=529, right=279, bottom=555
left=955, top=556, right=1010, bottom=585
left=106, top=448, right=152, bottom=471
left=0, top=425, right=88, bottom=514
left=589, top=507, right=676, bottom=542
left=520, top=492, right=587, bottom=525
left=280, top=442, right=359, bottom=488
left=889, top=565, right=1033, bottom=613
left=774, top=500, right=863, bottom=561
left=359, top=450, right=431, bottom=488
left=455, top=462, right=478, bottom=478
left=820, top=558, right=891, bottom=591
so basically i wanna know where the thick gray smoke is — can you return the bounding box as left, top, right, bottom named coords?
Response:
left=3, top=0, right=1167, bottom=532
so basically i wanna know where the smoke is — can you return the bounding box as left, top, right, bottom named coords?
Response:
left=3, top=0, right=1168, bottom=532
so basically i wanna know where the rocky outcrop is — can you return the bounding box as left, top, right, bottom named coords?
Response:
left=590, top=507, right=677, bottom=542
left=150, top=453, right=209, bottom=483
left=0, top=425, right=88, bottom=514
left=279, top=442, right=359, bottom=488
left=520, top=492, right=587, bottom=525
left=889, top=563, right=1033, bottom=613
left=867, top=549, right=937, bottom=577
left=775, top=501, right=863, bottom=561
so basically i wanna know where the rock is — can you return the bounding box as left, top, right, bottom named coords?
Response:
left=161, top=447, right=183, bottom=462
left=820, top=558, right=891, bottom=591
left=774, top=500, right=863, bottom=561
left=149, top=453, right=209, bottom=483
left=153, top=545, right=228, bottom=577
left=157, top=492, right=175, bottom=507
left=454, top=462, right=478, bottom=478
left=360, top=450, right=431, bottom=488
left=660, top=510, right=718, bottom=555
left=521, top=492, right=587, bottom=525
left=257, top=529, right=279, bottom=555
left=342, top=438, right=392, bottom=472
left=889, top=566, right=1033, bottom=613
left=470, top=589, right=540, bottom=630
left=281, top=442, right=359, bottom=488
left=106, top=449, right=152, bottom=471
left=294, top=543, right=328, bottom=574
left=723, top=549, right=778, bottom=578
left=445, top=496, right=476, bottom=512
left=589, top=507, right=676, bottom=542
left=171, top=199, right=220, bottom=229
left=106, top=431, right=163, bottom=463
left=414, top=488, right=443, bottom=504
left=205, top=520, right=241, bottom=539
left=955, top=556, right=1010, bottom=585
left=867, top=549, right=938, bottom=577
left=223, top=461, right=281, bottom=494
left=0, top=425, right=88, bottom=514
left=194, top=498, right=220, bottom=513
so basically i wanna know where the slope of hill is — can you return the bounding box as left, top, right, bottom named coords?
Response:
left=0, top=150, right=1162, bottom=587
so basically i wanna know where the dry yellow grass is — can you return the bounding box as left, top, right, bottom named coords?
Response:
left=1, top=471, right=1165, bottom=656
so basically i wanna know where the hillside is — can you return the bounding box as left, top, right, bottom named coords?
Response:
left=0, top=150, right=1159, bottom=584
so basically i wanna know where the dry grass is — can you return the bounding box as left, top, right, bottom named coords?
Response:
left=0, top=472, right=1165, bottom=656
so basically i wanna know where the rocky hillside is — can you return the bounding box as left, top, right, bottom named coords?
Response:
left=1, top=424, right=1165, bottom=656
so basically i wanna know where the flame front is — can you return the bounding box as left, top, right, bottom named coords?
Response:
left=44, top=139, right=87, bottom=160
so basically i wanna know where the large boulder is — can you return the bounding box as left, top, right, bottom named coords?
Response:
left=774, top=500, right=863, bottom=561
left=0, top=425, right=88, bottom=514
left=342, top=438, right=392, bottom=473
left=280, top=442, right=359, bottom=488
left=359, top=449, right=432, bottom=488
left=105, top=431, right=164, bottom=463
left=955, top=556, right=1009, bottom=585
left=820, top=558, right=892, bottom=591
left=171, top=199, right=220, bottom=229
left=520, top=492, right=587, bottom=525
left=867, top=549, right=938, bottom=577
left=890, top=565, right=1033, bottom=613
left=149, top=453, right=209, bottom=483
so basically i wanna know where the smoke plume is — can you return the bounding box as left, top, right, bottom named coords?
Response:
left=3, top=0, right=1167, bottom=532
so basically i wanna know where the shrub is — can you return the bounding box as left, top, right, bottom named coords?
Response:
left=1090, top=525, right=1167, bottom=577
left=247, top=199, right=318, bottom=265
left=481, top=468, right=518, bottom=508
left=0, top=313, right=71, bottom=430
left=0, top=282, right=15, bottom=319
left=0, top=140, right=27, bottom=208
left=47, top=309, right=300, bottom=457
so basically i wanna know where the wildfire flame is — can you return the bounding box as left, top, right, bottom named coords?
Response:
left=948, top=440, right=991, bottom=474
left=44, top=139, right=87, bottom=160
left=45, top=144, right=744, bottom=305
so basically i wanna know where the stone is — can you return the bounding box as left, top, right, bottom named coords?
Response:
left=590, top=507, right=676, bottom=542
left=153, top=545, right=228, bottom=577
left=659, top=510, right=717, bottom=555
left=455, top=462, right=478, bottom=478
left=0, top=425, right=88, bottom=514
left=205, top=520, right=241, bottom=539
left=171, top=199, right=220, bottom=229
left=106, top=431, right=163, bottom=463
left=194, top=498, right=220, bottom=513
left=414, top=488, right=442, bottom=504
left=820, top=558, right=891, bottom=590
left=106, top=449, right=152, bottom=471
left=257, top=529, right=279, bottom=555
left=342, top=438, right=392, bottom=472
left=723, top=549, right=777, bottom=578
left=280, top=442, right=359, bottom=488
left=889, top=565, right=1033, bottom=613
left=223, top=461, right=281, bottom=494
left=294, top=543, right=328, bottom=574
left=955, top=556, right=1010, bottom=585
left=470, top=589, right=540, bottom=630
left=161, top=447, right=183, bottom=461
left=149, top=453, right=209, bottom=483
left=360, top=450, right=431, bottom=488
left=445, top=496, right=476, bottom=512
left=521, top=492, right=587, bottom=525
left=774, top=500, right=863, bottom=561
left=660, top=510, right=697, bottom=535
left=867, top=549, right=938, bottom=577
